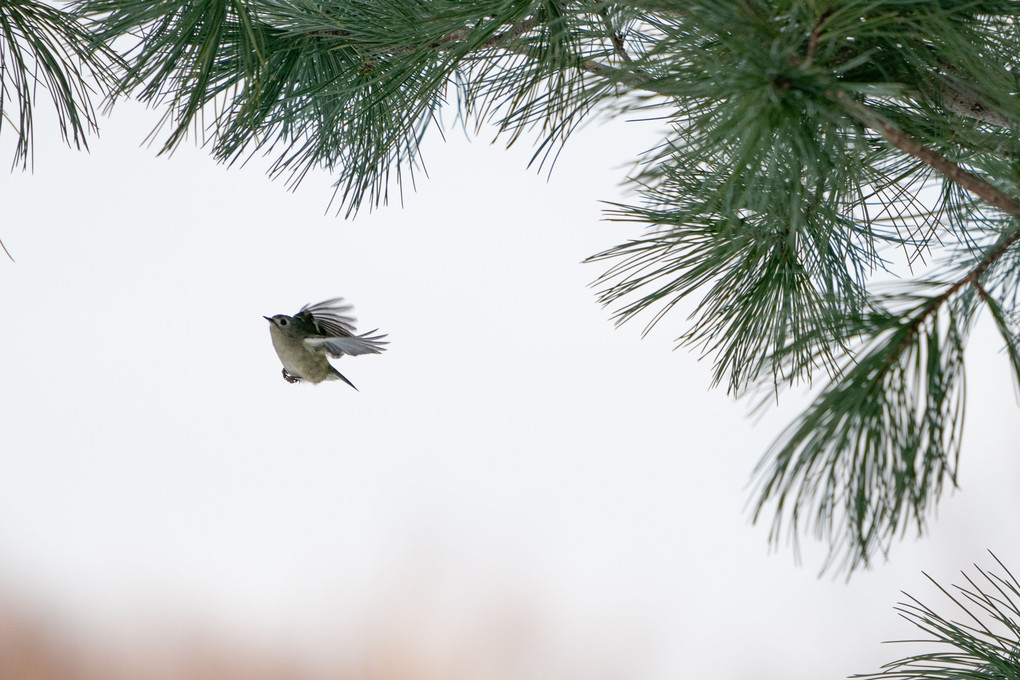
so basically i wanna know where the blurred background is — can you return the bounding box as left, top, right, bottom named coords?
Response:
left=1, top=101, right=1019, bottom=680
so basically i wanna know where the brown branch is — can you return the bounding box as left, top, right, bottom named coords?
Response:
left=960, top=220, right=1020, bottom=288
left=804, top=7, right=834, bottom=65
left=311, top=16, right=536, bottom=52
left=832, top=90, right=1020, bottom=219
left=484, top=17, right=537, bottom=48
left=309, top=14, right=660, bottom=93
left=594, top=6, right=632, bottom=64
left=610, top=30, right=631, bottom=63
left=929, top=60, right=1014, bottom=128
left=937, top=77, right=1011, bottom=128
left=580, top=58, right=650, bottom=90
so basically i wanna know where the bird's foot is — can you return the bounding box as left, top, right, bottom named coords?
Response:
left=282, top=368, right=301, bottom=383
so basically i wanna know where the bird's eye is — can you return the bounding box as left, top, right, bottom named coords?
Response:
left=278, top=318, right=288, bottom=326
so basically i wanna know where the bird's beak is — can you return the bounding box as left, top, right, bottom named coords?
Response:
left=263, top=316, right=273, bottom=322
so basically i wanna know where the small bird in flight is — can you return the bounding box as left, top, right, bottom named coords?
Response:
left=264, top=298, right=388, bottom=389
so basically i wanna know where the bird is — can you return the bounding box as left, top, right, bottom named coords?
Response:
left=264, top=297, right=388, bottom=389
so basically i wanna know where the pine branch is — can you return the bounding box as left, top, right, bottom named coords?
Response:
left=751, top=94, right=1020, bottom=575
left=833, top=91, right=1020, bottom=219
left=0, top=237, right=13, bottom=262
left=301, top=9, right=647, bottom=91
left=936, top=75, right=1012, bottom=128
left=311, top=16, right=540, bottom=56
left=804, top=8, right=834, bottom=65
left=579, top=57, right=648, bottom=89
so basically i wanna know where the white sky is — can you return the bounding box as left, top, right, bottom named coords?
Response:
left=1, top=99, right=1020, bottom=679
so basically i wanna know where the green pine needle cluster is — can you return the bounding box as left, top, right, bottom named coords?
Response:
left=0, top=0, right=119, bottom=169
left=858, top=554, right=1020, bottom=680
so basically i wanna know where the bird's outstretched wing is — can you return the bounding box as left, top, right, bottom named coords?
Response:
left=306, top=330, right=389, bottom=357
left=296, top=298, right=357, bottom=337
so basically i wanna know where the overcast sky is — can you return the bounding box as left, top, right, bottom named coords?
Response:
left=2, top=99, right=1019, bottom=679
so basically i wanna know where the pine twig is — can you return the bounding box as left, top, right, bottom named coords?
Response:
left=832, top=91, right=1020, bottom=219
